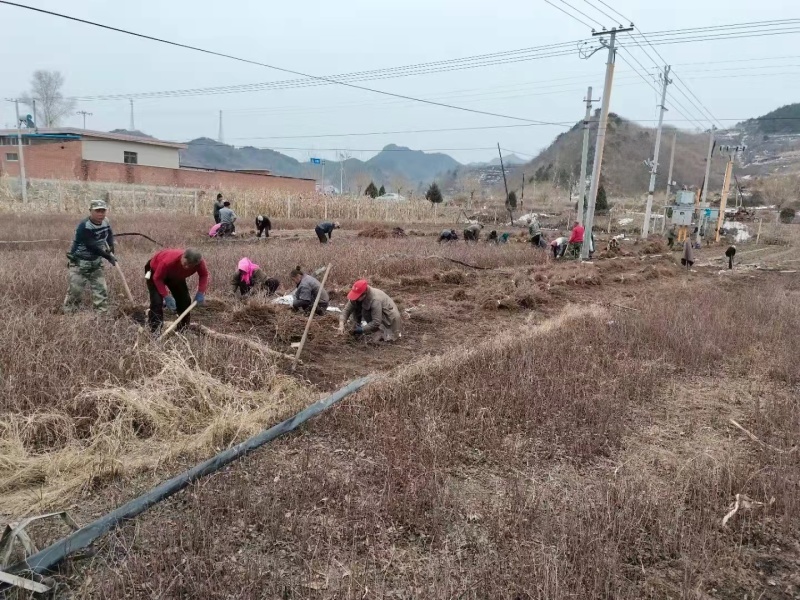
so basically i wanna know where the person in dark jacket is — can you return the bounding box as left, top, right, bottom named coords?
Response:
left=725, top=245, right=736, bottom=270
left=63, top=199, right=117, bottom=314
left=217, top=201, right=237, bottom=236
left=213, top=193, right=225, bottom=224
left=145, top=248, right=208, bottom=332
left=463, top=222, right=483, bottom=242
left=255, top=215, right=272, bottom=238
left=438, top=229, right=458, bottom=242
left=290, top=266, right=329, bottom=314
left=232, top=257, right=279, bottom=296
left=314, top=221, right=340, bottom=243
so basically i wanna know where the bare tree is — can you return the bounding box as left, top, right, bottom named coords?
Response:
left=352, top=171, right=372, bottom=197
left=389, top=174, right=410, bottom=198
left=21, top=70, right=75, bottom=127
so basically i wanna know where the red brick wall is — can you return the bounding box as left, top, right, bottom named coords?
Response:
left=81, top=161, right=315, bottom=194
left=0, top=141, right=82, bottom=179
left=0, top=141, right=315, bottom=194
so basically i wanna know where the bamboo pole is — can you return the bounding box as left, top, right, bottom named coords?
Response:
left=159, top=301, right=197, bottom=341
left=114, top=262, right=135, bottom=303
left=292, top=263, right=332, bottom=371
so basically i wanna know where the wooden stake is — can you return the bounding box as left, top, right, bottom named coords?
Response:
left=292, top=263, right=332, bottom=371
left=114, top=261, right=135, bottom=303
left=159, top=301, right=197, bottom=341
left=191, top=324, right=296, bottom=361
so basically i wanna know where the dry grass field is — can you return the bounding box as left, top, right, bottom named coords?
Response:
left=1, top=210, right=799, bottom=599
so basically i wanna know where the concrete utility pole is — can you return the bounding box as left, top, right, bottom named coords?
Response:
left=576, top=86, right=595, bottom=225
left=642, top=65, right=671, bottom=239
left=218, top=110, right=224, bottom=143
left=129, top=99, right=135, bottom=130
left=666, top=131, right=677, bottom=198
left=14, top=100, right=28, bottom=202
left=582, top=26, right=633, bottom=260
left=77, top=110, right=93, bottom=129
left=698, top=126, right=716, bottom=245
left=715, top=145, right=745, bottom=242
left=32, top=99, right=37, bottom=131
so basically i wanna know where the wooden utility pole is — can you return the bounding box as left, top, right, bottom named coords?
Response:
left=582, top=26, right=634, bottom=260
left=642, top=65, right=671, bottom=239
left=715, top=146, right=745, bottom=242
left=697, top=126, right=716, bottom=245
left=497, top=143, right=512, bottom=223
left=666, top=131, right=677, bottom=199
left=577, top=86, right=595, bottom=225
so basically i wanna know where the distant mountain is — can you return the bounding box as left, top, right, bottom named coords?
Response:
left=491, top=153, right=526, bottom=166
left=179, top=140, right=461, bottom=190
left=739, top=103, right=800, bottom=135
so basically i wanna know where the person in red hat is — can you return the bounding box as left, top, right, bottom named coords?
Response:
left=338, top=279, right=401, bottom=341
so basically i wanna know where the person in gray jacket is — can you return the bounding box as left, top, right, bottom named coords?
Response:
left=338, top=279, right=402, bottom=341
left=290, top=266, right=329, bottom=314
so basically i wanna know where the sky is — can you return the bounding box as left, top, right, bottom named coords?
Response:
left=1, top=0, right=798, bottom=164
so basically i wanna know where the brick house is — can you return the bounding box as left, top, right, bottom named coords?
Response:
left=0, top=128, right=315, bottom=194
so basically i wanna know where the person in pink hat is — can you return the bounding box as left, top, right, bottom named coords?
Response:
left=338, top=279, right=401, bottom=341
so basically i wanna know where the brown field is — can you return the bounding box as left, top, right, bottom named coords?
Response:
left=1, top=212, right=799, bottom=599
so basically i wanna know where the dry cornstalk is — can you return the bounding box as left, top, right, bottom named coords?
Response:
left=191, top=324, right=295, bottom=362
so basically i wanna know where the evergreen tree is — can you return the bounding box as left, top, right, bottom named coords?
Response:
left=365, top=182, right=378, bottom=198
left=378, top=184, right=386, bottom=196
left=596, top=184, right=609, bottom=212
left=425, top=182, right=443, bottom=204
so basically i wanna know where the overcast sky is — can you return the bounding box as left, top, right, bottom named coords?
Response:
left=1, top=0, right=798, bottom=164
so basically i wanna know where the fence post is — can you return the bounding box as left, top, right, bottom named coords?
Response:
left=756, top=218, right=763, bottom=244
left=132, top=187, right=137, bottom=213
left=287, top=196, right=292, bottom=220
left=356, top=201, right=360, bottom=221
left=193, top=191, right=198, bottom=216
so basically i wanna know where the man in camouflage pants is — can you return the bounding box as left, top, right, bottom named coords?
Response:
left=63, top=199, right=117, bottom=314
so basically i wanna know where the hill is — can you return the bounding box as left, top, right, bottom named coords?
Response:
left=452, top=114, right=733, bottom=197
left=179, top=140, right=462, bottom=191
left=739, top=103, right=800, bottom=135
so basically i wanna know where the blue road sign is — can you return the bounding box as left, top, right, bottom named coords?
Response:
left=310, top=158, right=321, bottom=164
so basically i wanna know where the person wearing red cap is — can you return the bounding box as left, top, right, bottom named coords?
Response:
left=338, top=279, right=401, bottom=341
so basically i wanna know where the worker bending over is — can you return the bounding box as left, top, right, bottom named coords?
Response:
left=550, top=236, right=568, bottom=259
left=290, top=266, right=329, bottom=314
left=339, top=279, right=401, bottom=341
left=232, top=257, right=279, bottom=297
left=255, top=215, right=272, bottom=238
left=438, top=229, right=458, bottom=242
left=315, top=221, right=340, bottom=244
left=145, top=248, right=208, bottom=332
left=463, top=222, right=483, bottom=242
left=725, top=245, right=736, bottom=270
left=63, top=199, right=116, bottom=314
left=528, top=216, right=543, bottom=247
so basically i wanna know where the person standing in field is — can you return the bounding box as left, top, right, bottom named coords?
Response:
left=145, top=248, right=208, bottom=332
left=566, top=221, right=584, bottom=258
left=725, top=245, right=736, bottom=270
left=232, top=257, right=279, bottom=297
left=255, top=215, right=272, bottom=238
left=338, top=279, right=402, bottom=342
left=315, top=221, right=340, bottom=243
left=667, top=224, right=677, bottom=249
left=290, top=266, right=329, bottom=314
left=63, top=199, right=117, bottom=314
left=681, top=237, right=695, bottom=270
left=213, top=193, right=225, bottom=224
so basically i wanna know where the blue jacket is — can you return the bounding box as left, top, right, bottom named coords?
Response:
left=69, top=217, right=115, bottom=262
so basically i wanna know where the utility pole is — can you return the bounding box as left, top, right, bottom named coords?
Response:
left=218, top=110, right=224, bottom=143
left=697, top=126, right=716, bottom=245
left=582, top=26, right=634, bottom=260
left=77, top=110, right=93, bottom=129
left=339, top=156, right=344, bottom=196
left=14, top=100, right=28, bottom=203
left=32, top=100, right=37, bottom=131
left=715, top=145, right=745, bottom=242
left=321, top=159, right=326, bottom=193
left=666, top=131, right=677, bottom=199
left=129, top=99, right=135, bottom=130
left=642, top=65, right=671, bottom=239
left=497, top=143, right=512, bottom=222
left=577, top=86, right=595, bottom=225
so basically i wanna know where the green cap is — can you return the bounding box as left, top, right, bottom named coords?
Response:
left=90, top=199, right=108, bottom=210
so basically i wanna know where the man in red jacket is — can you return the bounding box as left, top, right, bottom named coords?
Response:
left=567, top=221, right=585, bottom=258
left=145, top=248, right=208, bottom=332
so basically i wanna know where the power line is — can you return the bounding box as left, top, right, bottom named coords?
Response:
left=556, top=0, right=605, bottom=29
left=0, top=1, right=561, bottom=126
left=580, top=0, right=623, bottom=26
left=591, top=0, right=631, bottom=24
left=541, top=0, right=595, bottom=29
